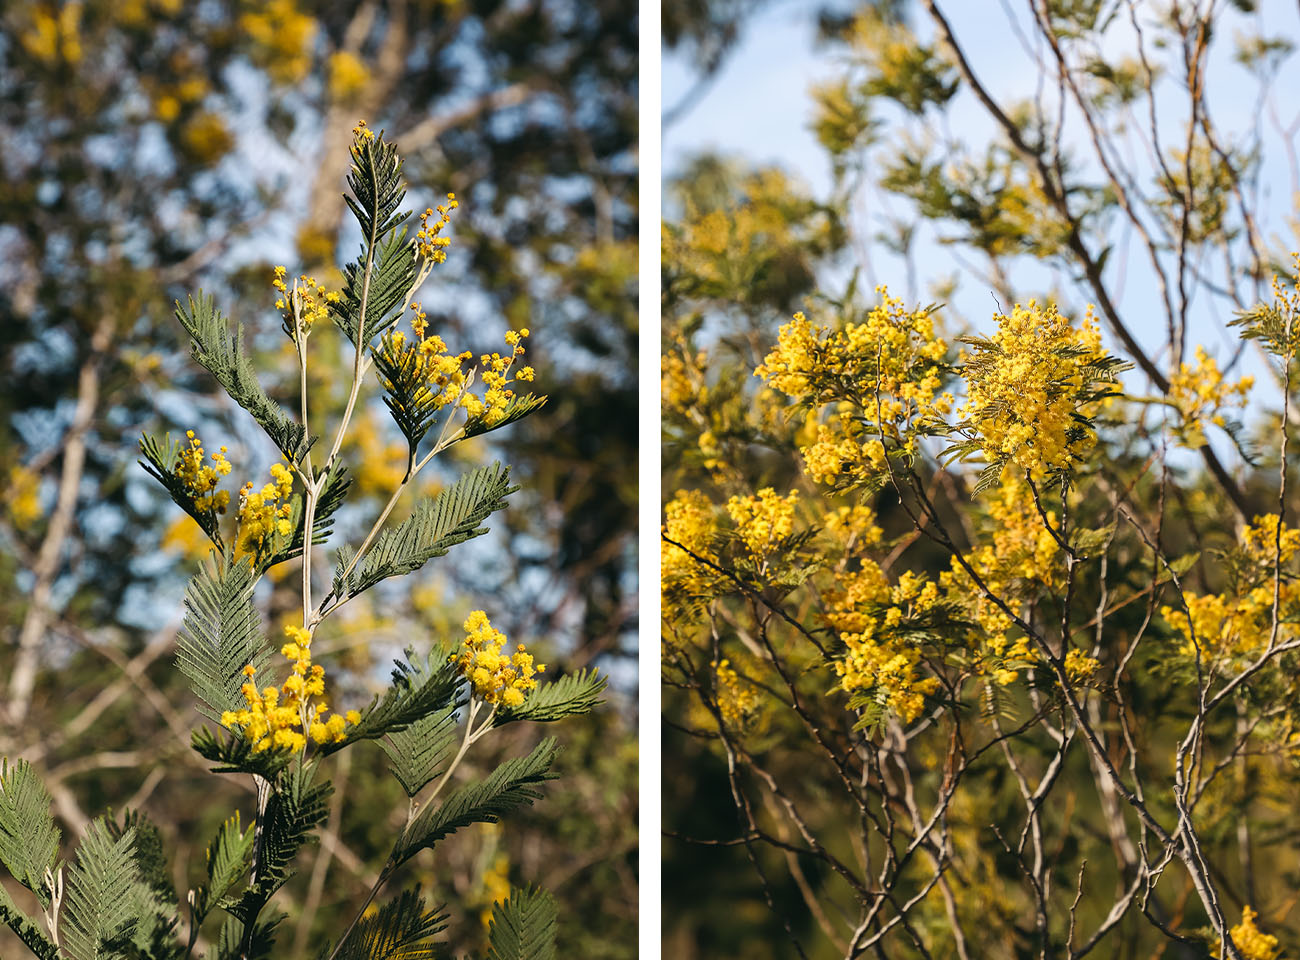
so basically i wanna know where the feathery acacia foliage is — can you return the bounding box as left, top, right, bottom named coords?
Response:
left=0, top=124, right=600, bottom=959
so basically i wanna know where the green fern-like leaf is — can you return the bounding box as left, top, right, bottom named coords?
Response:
left=321, top=647, right=462, bottom=756
left=191, top=812, right=254, bottom=924
left=486, top=886, right=557, bottom=960
left=213, top=912, right=284, bottom=960
left=175, top=555, right=273, bottom=723
left=103, top=811, right=181, bottom=957
left=332, top=129, right=415, bottom=345
left=493, top=670, right=606, bottom=726
left=391, top=737, right=560, bottom=867
left=0, top=759, right=61, bottom=906
left=60, top=819, right=146, bottom=960
left=379, top=707, right=460, bottom=798
left=326, top=888, right=448, bottom=960
left=0, top=882, right=58, bottom=960
left=174, top=294, right=306, bottom=462
left=332, top=462, right=516, bottom=602
left=334, top=227, right=418, bottom=345
left=226, top=761, right=331, bottom=926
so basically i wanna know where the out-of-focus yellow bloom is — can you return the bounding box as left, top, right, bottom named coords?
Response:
left=327, top=50, right=369, bottom=101
left=1167, top=345, right=1252, bottom=449
left=239, top=0, right=317, bottom=84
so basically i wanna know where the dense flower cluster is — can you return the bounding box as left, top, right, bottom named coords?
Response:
left=463, top=329, right=535, bottom=426
left=235, top=462, right=295, bottom=560
left=1162, top=515, right=1300, bottom=664
left=755, top=289, right=950, bottom=486
left=726, top=488, right=798, bottom=556
left=221, top=625, right=359, bottom=753
left=417, top=195, right=458, bottom=263
left=273, top=265, right=340, bottom=338
left=1217, top=906, right=1281, bottom=960
left=176, top=430, right=232, bottom=514
left=662, top=489, right=719, bottom=608
left=958, top=302, right=1111, bottom=479
left=1167, top=345, right=1253, bottom=449
left=713, top=659, right=760, bottom=730
left=456, top=611, right=544, bottom=708
left=940, top=476, right=1062, bottom=683
left=378, top=304, right=474, bottom=415
left=823, top=565, right=943, bottom=723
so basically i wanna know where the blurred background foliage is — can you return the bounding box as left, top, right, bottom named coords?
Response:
left=663, top=0, right=1300, bottom=956
left=0, top=0, right=636, bottom=955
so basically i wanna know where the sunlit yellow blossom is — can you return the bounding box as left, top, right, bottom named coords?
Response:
left=475, top=328, right=532, bottom=426
left=175, top=431, right=232, bottom=514
left=374, top=305, right=474, bottom=421
left=756, top=290, right=950, bottom=487
left=221, top=624, right=357, bottom=752
left=1162, top=515, right=1300, bottom=665
left=1215, top=906, right=1281, bottom=960
left=713, top=659, right=760, bottom=731
left=940, top=475, right=1060, bottom=682
left=726, top=488, right=798, bottom=556
left=824, top=562, right=943, bottom=723
left=456, top=611, right=544, bottom=707
left=1167, top=345, right=1252, bottom=449
left=417, top=195, right=458, bottom=263
left=1064, top=648, right=1100, bottom=682
left=275, top=266, right=339, bottom=339
left=959, top=302, right=1115, bottom=479
left=234, top=462, right=295, bottom=561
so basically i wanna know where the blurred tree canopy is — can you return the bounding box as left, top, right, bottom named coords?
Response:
left=0, top=0, right=636, bottom=955
left=663, top=0, right=1300, bottom=956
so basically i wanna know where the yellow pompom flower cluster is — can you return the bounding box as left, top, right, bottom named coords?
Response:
left=377, top=304, right=473, bottom=413
left=235, top=462, right=295, bottom=559
left=823, top=504, right=884, bottom=555
left=1162, top=515, right=1300, bottom=665
left=273, top=265, right=340, bottom=338
left=221, top=625, right=360, bottom=753
left=462, top=329, right=535, bottom=426
left=755, top=290, right=951, bottom=486
left=825, top=566, right=942, bottom=723
left=713, top=659, right=760, bottom=730
left=959, top=302, right=1110, bottom=479
left=456, top=611, right=545, bottom=708
left=726, top=488, right=798, bottom=556
left=940, top=476, right=1062, bottom=684
left=662, top=491, right=719, bottom=622
left=176, top=430, right=232, bottom=514
left=417, top=195, right=458, bottom=263
left=1215, top=906, right=1281, bottom=960
left=1167, top=345, right=1253, bottom=449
